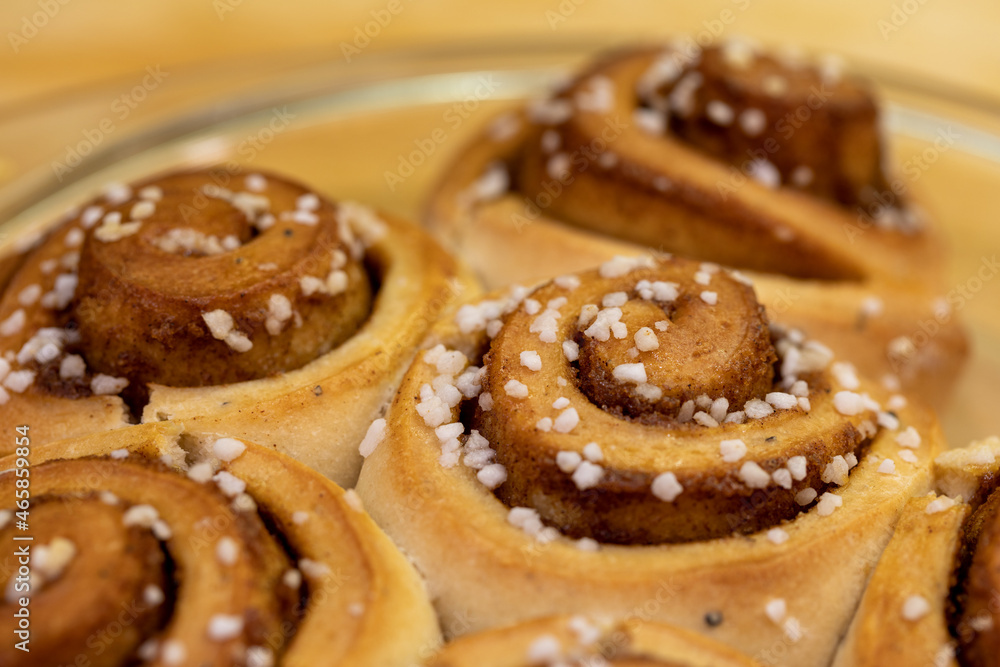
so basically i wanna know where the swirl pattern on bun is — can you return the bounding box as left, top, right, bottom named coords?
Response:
left=358, top=255, right=943, bottom=667
left=0, top=422, right=440, bottom=667
left=426, top=39, right=967, bottom=406
left=0, top=168, right=473, bottom=484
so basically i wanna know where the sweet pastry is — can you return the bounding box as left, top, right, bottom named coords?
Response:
left=425, top=614, right=758, bottom=666
left=356, top=255, right=943, bottom=667
left=0, top=167, right=475, bottom=485
left=0, top=421, right=441, bottom=666
left=832, top=436, right=1000, bottom=666
left=426, top=39, right=967, bottom=406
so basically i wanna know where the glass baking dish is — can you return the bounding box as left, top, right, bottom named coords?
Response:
left=1, top=40, right=997, bottom=446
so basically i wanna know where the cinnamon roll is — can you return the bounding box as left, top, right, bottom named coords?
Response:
left=832, top=436, right=1000, bottom=667
left=0, top=422, right=441, bottom=666
left=426, top=39, right=967, bottom=406
left=426, top=615, right=758, bottom=666
left=0, top=167, right=473, bottom=485
left=356, top=255, right=943, bottom=667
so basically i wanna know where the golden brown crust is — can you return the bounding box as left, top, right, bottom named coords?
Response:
left=0, top=168, right=477, bottom=485
left=357, top=258, right=942, bottom=667
left=934, top=436, right=1000, bottom=508
left=141, top=204, right=477, bottom=486
left=648, top=45, right=886, bottom=211
left=74, top=170, right=371, bottom=388
left=566, top=273, right=776, bottom=418
left=0, top=422, right=441, bottom=667
left=831, top=495, right=966, bottom=667
left=0, top=456, right=296, bottom=667
left=425, top=42, right=967, bottom=407
left=0, top=498, right=170, bottom=667
left=472, top=259, right=881, bottom=544
left=426, top=615, right=759, bottom=666
left=830, top=437, right=1000, bottom=666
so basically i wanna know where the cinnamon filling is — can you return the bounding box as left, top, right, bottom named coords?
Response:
left=954, top=486, right=1000, bottom=666
left=0, top=456, right=304, bottom=667
left=0, top=168, right=375, bottom=412
left=461, top=257, right=876, bottom=544
left=0, top=496, right=170, bottom=666
left=481, top=38, right=942, bottom=289
left=573, top=276, right=775, bottom=423
left=639, top=44, right=894, bottom=214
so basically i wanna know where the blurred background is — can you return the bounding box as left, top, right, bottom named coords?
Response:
left=1, top=0, right=998, bottom=105
left=0, top=0, right=998, bottom=442
left=2, top=0, right=998, bottom=209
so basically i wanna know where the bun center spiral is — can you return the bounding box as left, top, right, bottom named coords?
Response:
left=442, top=257, right=882, bottom=544
left=639, top=42, right=891, bottom=213
left=75, top=170, right=372, bottom=390
left=0, top=455, right=298, bottom=667
left=570, top=263, right=775, bottom=422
